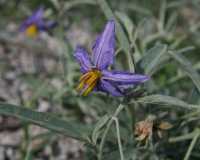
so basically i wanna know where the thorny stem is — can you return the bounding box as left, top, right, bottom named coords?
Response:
left=113, top=117, right=125, bottom=160
left=98, top=104, right=125, bottom=160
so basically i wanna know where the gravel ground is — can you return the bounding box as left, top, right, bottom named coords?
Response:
left=0, top=22, right=92, bottom=160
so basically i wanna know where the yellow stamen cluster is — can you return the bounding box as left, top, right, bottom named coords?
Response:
left=25, top=24, right=38, bottom=37
left=77, top=69, right=102, bottom=96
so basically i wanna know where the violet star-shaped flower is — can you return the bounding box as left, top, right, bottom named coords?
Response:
left=19, top=6, right=57, bottom=37
left=74, top=20, right=149, bottom=96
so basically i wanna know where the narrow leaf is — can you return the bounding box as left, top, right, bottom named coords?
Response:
left=169, top=51, right=200, bottom=93
left=0, top=102, right=91, bottom=141
left=115, top=11, right=134, bottom=41
left=140, top=43, right=167, bottom=75
left=64, top=0, right=96, bottom=10
left=136, top=94, right=200, bottom=110
left=127, top=4, right=152, bottom=15
left=92, top=115, right=109, bottom=145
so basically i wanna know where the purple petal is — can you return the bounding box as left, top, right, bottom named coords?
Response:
left=35, top=20, right=47, bottom=30
left=98, top=79, right=123, bottom=96
left=19, top=18, right=32, bottom=32
left=19, top=6, right=44, bottom=32
left=92, top=20, right=115, bottom=70
left=45, top=20, right=58, bottom=29
left=102, top=70, right=150, bottom=85
left=19, top=22, right=28, bottom=32
left=74, top=46, right=92, bottom=73
left=29, top=6, right=44, bottom=23
left=37, top=20, right=57, bottom=31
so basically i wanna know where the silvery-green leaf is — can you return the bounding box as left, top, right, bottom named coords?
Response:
left=140, top=43, right=167, bottom=75
left=0, top=102, right=91, bottom=141
left=92, top=115, right=109, bottom=145
left=169, top=51, right=200, bottom=93
left=136, top=94, right=200, bottom=110
left=115, top=11, right=134, bottom=41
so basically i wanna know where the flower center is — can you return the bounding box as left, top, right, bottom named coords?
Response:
left=25, top=24, right=38, bottom=37
left=76, top=69, right=102, bottom=96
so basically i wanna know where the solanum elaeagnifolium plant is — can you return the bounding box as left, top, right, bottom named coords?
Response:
left=0, top=0, right=200, bottom=160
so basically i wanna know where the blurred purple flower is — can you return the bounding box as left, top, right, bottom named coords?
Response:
left=75, top=20, right=149, bottom=96
left=19, top=6, right=57, bottom=37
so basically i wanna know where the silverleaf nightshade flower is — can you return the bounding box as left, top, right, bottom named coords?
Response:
left=74, top=20, right=149, bottom=96
left=19, top=6, right=57, bottom=37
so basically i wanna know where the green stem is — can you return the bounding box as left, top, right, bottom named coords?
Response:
left=184, top=130, right=200, bottom=160
left=158, top=0, right=166, bottom=33
left=113, top=117, right=124, bottom=160
left=169, top=131, right=197, bottom=143
left=22, top=124, right=31, bottom=159
left=98, top=104, right=125, bottom=160
left=24, top=141, right=32, bottom=160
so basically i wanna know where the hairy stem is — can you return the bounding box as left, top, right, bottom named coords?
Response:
left=98, top=104, right=125, bottom=160
left=113, top=117, right=124, bottom=160
left=184, top=130, right=200, bottom=160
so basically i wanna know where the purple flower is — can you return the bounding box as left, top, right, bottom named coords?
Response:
left=75, top=20, right=149, bottom=96
left=19, top=6, right=57, bottom=37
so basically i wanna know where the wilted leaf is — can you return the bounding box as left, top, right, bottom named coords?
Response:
left=135, top=118, right=153, bottom=142
left=158, top=121, right=173, bottom=130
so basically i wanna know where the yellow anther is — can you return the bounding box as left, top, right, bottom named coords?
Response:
left=82, top=81, right=97, bottom=96
left=25, top=24, right=38, bottom=37
left=77, top=69, right=101, bottom=96
left=76, top=81, right=84, bottom=91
